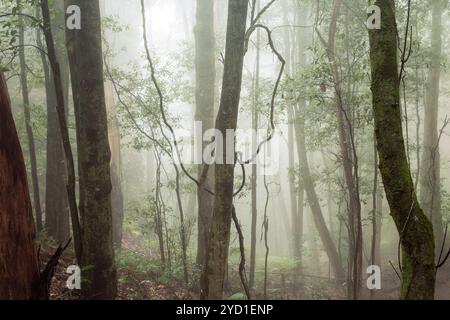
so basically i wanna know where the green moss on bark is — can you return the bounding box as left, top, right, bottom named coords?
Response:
left=368, top=0, right=435, bottom=300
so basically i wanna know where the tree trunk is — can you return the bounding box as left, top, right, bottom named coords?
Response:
left=282, top=0, right=300, bottom=264
left=320, top=0, right=362, bottom=298
left=368, top=0, right=436, bottom=300
left=38, top=1, right=70, bottom=243
left=40, top=0, right=82, bottom=264
left=65, top=0, right=117, bottom=299
left=154, top=154, right=166, bottom=268
left=293, top=106, right=345, bottom=281
left=419, top=0, right=444, bottom=254
left=291, top=1, right=309, bottom=278
left=105, top=81, right=124, bottom=248
left=249, top=12, right=260, bottom=290
left=200, top=0, right=248, bottom=300
left=370, top=137, right=383, bottom=299
left=372, top=191, right=383, bottom=269
left=0, top=72, right=40, bottom=299
left=18, top=0, right=43, bottom=232
left=194, top=0, right=216, bottom=268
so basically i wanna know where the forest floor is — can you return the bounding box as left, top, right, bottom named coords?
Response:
left=39, top=233, right=194, bottom=300
left=38, top=234, right=450, bottom=300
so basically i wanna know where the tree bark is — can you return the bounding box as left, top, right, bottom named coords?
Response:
left=419, top=0, right=444, bottom=254
left=370, top=137, right=383, bottom=299
left=319, top=0, right=362, bottom=298
left=37, top=1, right=70, bottom=243
left=105, top=81, right=124, bottom=248
left=194, top=0, right=216, bottom=268
left=0, top=72, right=40, bottom=299
left=65, top=0, right=117, bottom=299
left=249, top=11, right=261, bottom=290
left=283, top=0, right=300, bottom=264
left=368, top=0, right=436, bottom=300
left=40, top=0, right=82, bottom=265
left=18, top=0, right=43, bottom=232
left=293, top=105, right=345, bottom=281
left=291, top=1, right=308, bottom=278
left=200, top=0, right=248, bottom=300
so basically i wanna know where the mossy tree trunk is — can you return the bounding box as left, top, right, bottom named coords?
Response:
left=368, top=0, right=436, bottom=300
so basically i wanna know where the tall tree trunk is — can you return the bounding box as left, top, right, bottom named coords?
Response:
left=291, top=0, right=309, bottom=278
left=287, top=106, right=299, bottom=254
left=200, top=0, right=248, bottom=300
left=249, top=13, right=260, bottom=291
left=0, top=72, right=40, bottom=299
left=154, top=153, right=166, bottom=268
left=374, top=193, right=383, bottom=268
left=105, top=81, right=124, bottom=248
left=282, top=0, right=300, bottom=264
left=52, top=0, right=71, bottom=243
left=194, top=0, right=216, bottom=268
left=293, top=106, right=345, bottom=281
left=371, top=138, right=379, bottom=277
left=65, top=0, right=117, bottom=299
left=319, top=0, right=362, bottom=298
left=38, top=2, right=70, bottom=243
left=368, top=0, right=436, bottom=300
left=419, top=0, right=444, bottom=254
left=18, top=0, right=43, bottom=232
left=40, top=0, right=82, bottom=264
left=370, top=137, right=383, bottom=299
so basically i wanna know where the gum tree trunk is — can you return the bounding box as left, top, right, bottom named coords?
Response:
left=293, top=106, right=345, bottom=281
left=419, top=0, right=445, bottom=253
left=105, top=81, right=124, bottom=248
left=194, top=0, right=216, bottom=267
left=40, top=1, right=70, bottom=243
left=18, top=0, right=43, bottom=232
left=41, top=0, right=82, bottom=266
left=368, top=0, right=436, bottom=300
left=0, top=73, right=40, bottom=299
left=249, top=11, right=261, bottom=290
left=282, top=0, right=299, bottom=264
left=65, top=0, right=117, bottom=299
left=200, top=0, right=248, bottom=300
left=320, top=0, right=362, bottom=298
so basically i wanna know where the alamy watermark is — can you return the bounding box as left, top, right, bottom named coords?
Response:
left=173, top=121, right=280, bottom=176
left=65, top=4, right=381, bottom=31
left=367, top=5, right=381, bottom=30
left=66, top=265, right=81, bottom=290
left=66, top=5, right=81, bottom=30
left=366, top=265, right=382, bottom=290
